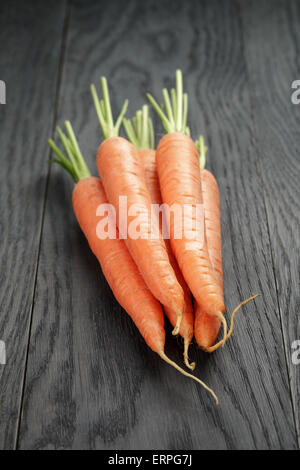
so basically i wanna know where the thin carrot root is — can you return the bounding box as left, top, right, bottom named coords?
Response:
left=214, top=311, right=228, bottom=348
left=205, top=294, right=260, bottom=353
left=159, top=351, right=218, bottom=405
left=172, top=311, right=182, bottom=336
left=184, top=337, right=196, bottom=371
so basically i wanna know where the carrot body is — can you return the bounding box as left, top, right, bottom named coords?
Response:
left=97, top=137, right=184, bottom=325
left=73, top=176, right=166, bottom=353
left=139, top=149, right=194, bottom=359
left=195, top=169, right=223, bottom=349
left=200, top=169, right=223, bottom=288
left=156, top=132, right=225, bottom=317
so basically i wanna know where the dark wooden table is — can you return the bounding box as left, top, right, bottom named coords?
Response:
left=0, top=0, right=299, bottom=450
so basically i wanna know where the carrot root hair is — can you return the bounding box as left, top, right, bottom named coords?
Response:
left=159, top=351, right=218, bottom=405
left=184, top=337, right=196, bottom=371
left=205, top=294, right=260, bottom=353
left=214, top=311, right=228, bottom=348
left=172, top=311, right=182, bottom=336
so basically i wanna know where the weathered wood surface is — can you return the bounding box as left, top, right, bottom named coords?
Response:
left=0, top=0, right=67, bottom=449
left=239, top=0, right=300, bottom=445
left=0, top=0, right=298, bottom=450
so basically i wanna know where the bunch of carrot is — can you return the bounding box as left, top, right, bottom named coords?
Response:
left=49, top=70, right=258, bottom=404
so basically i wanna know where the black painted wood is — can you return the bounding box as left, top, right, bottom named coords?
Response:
left=14, top=0, right=298, bottom=449
left=0, top=0, right=67, bottom=449
left=239, top=0, right=300, bottom=445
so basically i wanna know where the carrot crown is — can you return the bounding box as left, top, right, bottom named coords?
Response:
left=147, top=70, right=189, bottom=135
left=91, top=77, right=128, bottom=139
left=195, top=135, right=208, bottom=169
left=123, top=105, right=154, bottom=150
left=48, top=121, right=91, bottom=183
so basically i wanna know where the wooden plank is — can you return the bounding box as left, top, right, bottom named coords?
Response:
left=0, top=0, right=67, bottom=449
left=18, top=0, right=297, bottom=449
left=239, top=0, right=300, bottom=445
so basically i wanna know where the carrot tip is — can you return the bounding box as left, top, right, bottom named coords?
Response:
left=205, top=294, right=260, bottom=353
left=158, top=350, right=218, bottom=405
left=214, top=311, right=228, bottom=348
left=185, top=360, right=196, bottom=371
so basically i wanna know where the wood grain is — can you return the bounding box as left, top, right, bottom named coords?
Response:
left=16, top=0, right=298, bottom=449
left=0, top=0, right=67, bottom=449
left=239, top=0, right=300, bottom=445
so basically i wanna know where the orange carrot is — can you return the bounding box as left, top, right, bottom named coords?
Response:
left=194, top=137, right=223, bottom=349
left=91, top=78, right=184, bottom=334
left=48, top=121, right=218, bottom=403
left=147, top=70, right=227, bottom=344
left=124, top=105, right=195, bottom=369
left=194, top=137, right=259, bottom=351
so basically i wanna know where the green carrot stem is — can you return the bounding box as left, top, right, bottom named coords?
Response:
left=147, top=70, right=189, bottom=135
left=123, top=105, right=154, bottom=150
left=182, top=94, right=188, bottom=131
left=91, top=77, right=128, bottom=139
left=48, top=121, right=91, bottom=183
left=162, top=89, right=175, bottom=126
left=176, top=70, right=183, bottom=131
left=149, top=118, right=155, bottom=150
left=195, top=135, right=208, bottom=169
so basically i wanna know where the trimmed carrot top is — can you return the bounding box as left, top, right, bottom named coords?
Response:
left=195, top=135, right=208, bottom=170
left=48, top=121, right=91, bottom=182
left=123, top=105, right=154, bottom=150
left=147, top=69, right=190, bottom=136
left=91, top=77, right=128, bottom=139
